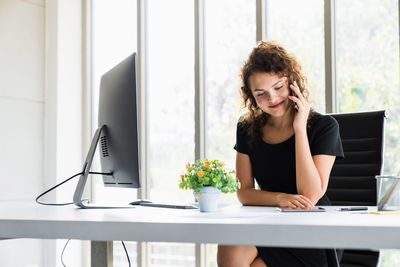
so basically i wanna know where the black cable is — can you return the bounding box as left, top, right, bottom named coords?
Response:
left=35, top=172, right=83, bottom=206
left=60, top=240, right=131, bottom=267
left=36, top=172, right=113, bottom=267
left=121, top=241, right=131, bottom=267
left=35, top=171, right=112, bottom=206
left=61, top=239, right=71, bottom=267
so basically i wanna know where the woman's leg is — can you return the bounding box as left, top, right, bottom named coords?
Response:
left=217, top=245, right=261, bottom=267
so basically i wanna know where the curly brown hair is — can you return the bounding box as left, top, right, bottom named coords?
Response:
left=239, top=40, right=311, bottom=144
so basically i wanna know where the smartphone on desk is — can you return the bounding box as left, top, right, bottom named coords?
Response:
left=277, top=207, right=326, bottom=212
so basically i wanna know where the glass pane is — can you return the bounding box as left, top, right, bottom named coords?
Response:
left=204, top=0, right=256, bottom=264
left=207, top=243, right=218, bottom=267
left=267, top=0, right=325, bottom=112
left=92, top=0, right=138, bottom=204
left=336, top=0, right=400, bottom=265
left=336, top=0, right=400, bottom=176
left=92, top=1, right=138, bottom=266
left=151, top=243, right=195, bottom=267
left=148, top=0, right=195, bottom=204
left=205, top=0, right=256, bottom=171
left=148, top=0, right=195, bottom=266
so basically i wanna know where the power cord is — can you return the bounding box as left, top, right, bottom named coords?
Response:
left=35, top=171, right=111, bottom=206
left=61, top=239, right=71, bottom=267
left=37, top=171, right=131, bottom=267
left=121, top=241, right=131, bottom=267
left=334, top=248, right=342, bottom=267
left=60, top=240, right=131, bottom=267
left=35, top=172, right=131, bottom=267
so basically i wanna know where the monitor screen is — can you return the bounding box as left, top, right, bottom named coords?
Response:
left=98, top=53, right=140, bottom=188
left=73, top=52, right=140, bottom=208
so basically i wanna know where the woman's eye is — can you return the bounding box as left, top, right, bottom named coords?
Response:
left=257, top=93, right=265, bottom=97
left=275, top=86, right=283, bottom=90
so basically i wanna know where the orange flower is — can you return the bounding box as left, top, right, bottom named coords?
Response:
left=203, top=161, right=210, bottom=168
left=233, top=170, right=236, bottom=175
left=185, top=163, right=190, bottom=169
left=180, top=174, right=184, bottom=179
left=197, top=193, right=202, bottom=199
left=221, top=161, right=225, bottom=167
left=197, top=170, right=205, bottom=177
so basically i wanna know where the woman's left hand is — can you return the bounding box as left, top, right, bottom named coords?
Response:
left=288, top=80, right=310, bottom=132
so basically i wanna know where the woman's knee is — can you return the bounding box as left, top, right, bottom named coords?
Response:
left=217, top=245, right=258, bottom=267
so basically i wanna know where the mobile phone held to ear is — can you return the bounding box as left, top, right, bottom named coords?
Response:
left=289, top=77, right=298, bottom=111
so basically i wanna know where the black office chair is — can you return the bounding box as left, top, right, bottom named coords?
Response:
left=327, top=110, right=386, bottom=267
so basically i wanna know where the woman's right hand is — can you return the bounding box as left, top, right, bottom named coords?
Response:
left=276, top=193, right=314, bottom=208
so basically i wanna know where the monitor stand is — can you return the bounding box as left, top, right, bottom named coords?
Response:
left=73, top=125, right=134, bottom=209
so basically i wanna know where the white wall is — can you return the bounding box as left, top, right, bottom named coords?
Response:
left=0, top=0, right=44, bottom=200
left=0, top=0, right=45, bottom=266
left=0, top=0, right=85, bottom=266
left=45, top=0, right=85, bottom=266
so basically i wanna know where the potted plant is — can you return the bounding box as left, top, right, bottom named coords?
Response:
left=179, top=159, right=240, bottom=212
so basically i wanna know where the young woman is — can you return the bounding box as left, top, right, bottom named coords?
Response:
left=217, top=41, right=344, bottom=267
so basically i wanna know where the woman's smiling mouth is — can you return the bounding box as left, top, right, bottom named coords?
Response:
left=269, top=101, right=284, bottom=109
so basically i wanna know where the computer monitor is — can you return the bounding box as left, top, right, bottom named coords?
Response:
left=73, top=52, right=140, bottom=208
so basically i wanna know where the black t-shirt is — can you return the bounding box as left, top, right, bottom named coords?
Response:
left=234, top=112, right=344, bottom=204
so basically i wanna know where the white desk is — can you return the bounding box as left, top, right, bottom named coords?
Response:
left=1, top=202, right=400, bottom=265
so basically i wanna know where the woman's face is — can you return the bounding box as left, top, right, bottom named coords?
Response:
left=248, top=72, right=292, bottom=118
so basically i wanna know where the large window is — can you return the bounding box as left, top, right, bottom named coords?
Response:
left=92, top=0, right=138, bottom=265
left=204, top=0, right=256, bottom=265
left=267, top=0, right=325, bottom=112
left=92, top=0, right=138, bottom=202
left=147, top=0, right=196, bottom=265
left=336, top=1, right=400, bottom=265
left=147, top=0, right=195, bottom=207
left=205, top=0, right=256, bottom=168
left=336, top=0, right=400, bottom=175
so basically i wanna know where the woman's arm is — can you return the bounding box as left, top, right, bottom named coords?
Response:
left=236, top=152, right=314, bottom=208
left=295, top=130, right=336, bottom=204
left=289, top=81, right=336, bottom=205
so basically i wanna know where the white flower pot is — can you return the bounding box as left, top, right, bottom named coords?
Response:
left=197, top=186, right=221, bottom=212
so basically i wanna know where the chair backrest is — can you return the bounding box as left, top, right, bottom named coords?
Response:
left=327, top=110, right=386, bottom=206
left=327, top=110, right=386, bottom=267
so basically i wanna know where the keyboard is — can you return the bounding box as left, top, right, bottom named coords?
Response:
left=129, top=200, right=198, bottom=209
